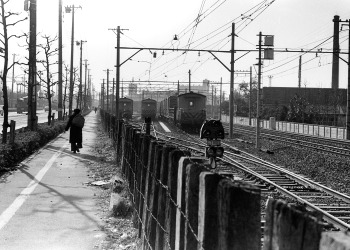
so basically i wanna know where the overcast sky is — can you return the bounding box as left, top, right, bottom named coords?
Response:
left=2, top=0, right=350, bottom=96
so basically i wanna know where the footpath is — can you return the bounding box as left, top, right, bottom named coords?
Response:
left=0, top=112, right=106, bottom=250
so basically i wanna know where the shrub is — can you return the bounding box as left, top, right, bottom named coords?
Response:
left=0, top=121, right=66, bottom=173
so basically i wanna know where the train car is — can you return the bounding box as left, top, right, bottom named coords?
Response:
left=141, top=98, right=157, bottom=121
left=119, top=97, right=133, bottom=119
left=159, top=95, right=177, bottom=122
left=176, top=92, right=206, bottom=131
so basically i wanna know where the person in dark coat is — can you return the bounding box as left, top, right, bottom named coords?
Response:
left=65, top=109, right=83, bottom=153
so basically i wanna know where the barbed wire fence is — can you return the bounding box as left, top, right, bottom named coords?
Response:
left=100, top=109, right=330, bottom=250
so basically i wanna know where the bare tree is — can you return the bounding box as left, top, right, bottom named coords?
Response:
left=37, top=34, right=58, bottom=125
left=0, top=0, right=27, bottom=143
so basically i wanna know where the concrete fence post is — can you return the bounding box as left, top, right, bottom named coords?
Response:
left=164, top=150, right=190, bottom=250
left=145, top=143, right=165, bottom=249
left=9, top=120, right=16, bottom=144
left=155, top=145, right=177, bottom=249
left=217, top=179, right=261, bottom=250
left=263, top=198, right=323, bottom=250
left=197, top=172, right=225, bottom=250
left=137, top=135, right=152, bottom=237
left=175, top=157, right=206, bottom=250
left=184, top=162, right=207, bottom=250
left=141, top=140, right=158, bottom=249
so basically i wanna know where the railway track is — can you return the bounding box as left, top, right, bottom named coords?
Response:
left=224, top=123, right=350, bottom=157
left=153, top=124, right=350, bottom=231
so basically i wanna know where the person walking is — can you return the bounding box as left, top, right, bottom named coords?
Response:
left=65, top=109, right=85, bottom=153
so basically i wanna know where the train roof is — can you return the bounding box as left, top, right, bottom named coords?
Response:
left=141, top=98, right=157, bottom=102
left=178, top=91, right=206, bottom=98
left=119, top=97, right=133, bottom=102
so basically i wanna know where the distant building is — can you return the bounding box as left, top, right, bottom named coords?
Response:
left=262, top=87, right=347, bottom=126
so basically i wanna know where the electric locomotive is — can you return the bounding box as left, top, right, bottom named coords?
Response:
left=176, top=91, right=206, bottom=131
left=141, top=98, right=157, bottom=120
left=118, top=97, right=133, bottom=119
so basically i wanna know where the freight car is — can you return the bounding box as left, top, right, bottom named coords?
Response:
left=141, top=98, right=157, bottom=121
left=119, top=97, right=133, bottom=119
left=176, top=92, right=206, bottom=131
left=159, top=95, right=177, bottom=122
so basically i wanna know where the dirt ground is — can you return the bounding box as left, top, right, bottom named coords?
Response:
left=87, top=126, right=139, bottom=250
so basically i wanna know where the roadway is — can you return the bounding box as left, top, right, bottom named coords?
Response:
left=0, top=109, right=60, bottom=132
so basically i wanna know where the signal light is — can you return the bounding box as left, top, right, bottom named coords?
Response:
left=206, top=146, right=224, bottom=158
left=215, top=147, right=224, bottom=157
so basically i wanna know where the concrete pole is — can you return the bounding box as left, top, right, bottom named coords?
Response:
left=58, top=0, right=63, bottom=120
left=346, top=20, right=350, bottom=139
left=256, top=32, right=262, bottom=149
left=68, top=5, right=75, bottom=115
left=229, top=23, right=235, bottom=138
left=115, top=26, right=120, bottom=119
left=249, top=66, right=252, bottom=126
left=188, top=70, right=191, bottom=92
left=332, top=15, right=340, bottom=89
left=28, top=0, right=37, bottom=130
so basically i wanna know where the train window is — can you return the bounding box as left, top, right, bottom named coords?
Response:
left=189, top=101, right=194, bottom=107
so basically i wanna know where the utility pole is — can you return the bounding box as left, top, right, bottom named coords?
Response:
left=11, top=54, right=16, bottom=108
left=249, top=66, right=252, bottom=126
left=332, top=15, right=340, bottom=89
left=104, top=69, right=112, bottom=112
left=219, top=77, right=222, bottom=120
left=229, top=23, right=235, bottom=139
left=66, top=5, right=81, bottom=115
left=84, top=59, right=88, bottom=109
left=298, top=55, right=302, bottom=88
left=58, top=0, right=63, bottom=120
left=116, top=26, right=120, bottom=118
left=188, top=69, right=191, bottom=92
left=77, top=40, right=86, bottom=110
left=112, top=78, right=115, bottom=113
left=28, top=0, right=37, bottom=131
left=256, top=32, right=262, bottom=149
left=256, top=32, right=274, bottom=149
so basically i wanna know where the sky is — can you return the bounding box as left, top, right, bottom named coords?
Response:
left=2, top=0, right=350, bottom=98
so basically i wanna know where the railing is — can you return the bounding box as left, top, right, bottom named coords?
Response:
left=221, top=115, right=347, bottom=140
left=100, top=110, right=350, bottom=250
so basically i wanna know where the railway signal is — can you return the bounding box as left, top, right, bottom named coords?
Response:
left=200, top=119, right=225, bottom=168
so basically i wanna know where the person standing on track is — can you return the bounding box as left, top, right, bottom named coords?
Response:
left=65, top=109, right=85, bottom=153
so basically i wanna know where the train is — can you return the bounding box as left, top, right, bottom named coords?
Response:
left=159, top=91, right=206, bottom=131
left=141, top=98, right=157, bottom=121
left=159, top=95, right=177, bottom=122
left=118, top=97, right=133, bottom=119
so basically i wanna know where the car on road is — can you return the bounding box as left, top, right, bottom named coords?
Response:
left=44, top=106, right=49, bottom=112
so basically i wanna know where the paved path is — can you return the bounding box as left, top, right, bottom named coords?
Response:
left=0, top=112, right=105, bottom=250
